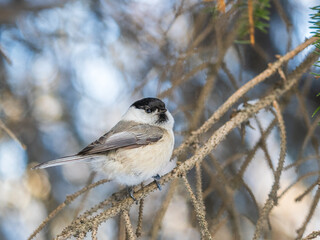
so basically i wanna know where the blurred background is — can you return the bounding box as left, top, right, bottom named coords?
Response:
left=0, top=0, right=320, bottom=239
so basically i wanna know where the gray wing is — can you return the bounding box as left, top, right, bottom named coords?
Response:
left=78, top=121, right=164, bottom=155
left=33, top=121, right=164, bottom=170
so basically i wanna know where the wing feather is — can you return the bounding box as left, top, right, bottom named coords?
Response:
left=78, top=123, right=164, bottom=155
left=33, top=121, right=164, bottom=170
left=32, top=155, right=102, bottom=169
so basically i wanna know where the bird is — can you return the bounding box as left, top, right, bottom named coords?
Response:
left=33, top=97, right=175, bottom=200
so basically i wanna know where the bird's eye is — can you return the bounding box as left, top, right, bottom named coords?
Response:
left=145, top=108, right=152, bottom=113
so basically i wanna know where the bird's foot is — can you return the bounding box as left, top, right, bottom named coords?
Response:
left=127, top=187, right=137, bottom=202
left=152, top=174, right=162, bottom=191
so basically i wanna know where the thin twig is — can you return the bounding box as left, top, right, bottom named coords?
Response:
left=236, top=118, right=278, bottom=180
left=173, top=37, right=317, bottom=158
left=295, top=180, right=319, bottom=202
left=0, top=119, right=26, bottom=149
left=253, top=100, right=287, bottom=240
left=302, top=230, right=320, bottom=240
left=182, top=175, right=213, bottom=240
left=279, top=171, right=320, bottom=199
left=296, top=188, right=320, bottom=239
left=28, top=178, right=109, bottom=240
left=121, top=210, right=136, bottom=240
left=118, top=214, right=126, bottom=240
left=0, top=45, right=12, bottom=64
left=92, top=228, right=98, bottom=240
left=195, top=160, right=205, bottom=213
left=150, top=179, right=178, bottom=240
left=73, top=172, right=96, bottom=218
left=136, top=186, right=144, bottom=237
left=284, top=154, right=320, bottom=170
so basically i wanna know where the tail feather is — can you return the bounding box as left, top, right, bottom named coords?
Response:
left=32, top=155, right=96, bottom=170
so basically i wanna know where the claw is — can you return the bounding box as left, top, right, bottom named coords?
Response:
left=153, top=174, right=162, bottom=191
left=127, top=187, right=137, bottom=202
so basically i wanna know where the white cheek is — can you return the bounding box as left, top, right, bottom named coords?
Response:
left=122, top=106, right=174, bottom=130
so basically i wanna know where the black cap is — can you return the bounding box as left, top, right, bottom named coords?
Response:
left=131, top=98, right=166, bottom=112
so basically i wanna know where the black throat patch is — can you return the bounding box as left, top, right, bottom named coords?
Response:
left=156, top=113, right=168, bottom=123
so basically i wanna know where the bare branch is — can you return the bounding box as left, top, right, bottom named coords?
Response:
left=253, top=100, right=287, bottom=239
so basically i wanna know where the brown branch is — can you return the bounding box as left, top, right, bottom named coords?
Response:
left=302, top=230, right=320, bottom=240
left=182, top=175, right=213, bottom=240
left=254, top=116, right=275, bottom=173
left=173, top=37, right=317, bottom=158
left=0, top=119, right=26, bottom=149
left=158, top=62, right=210, bottom=98
left=73, top=172, right=96, bottom=218
left=295, top=181, right=319, bottom=202
left=136, top=190, right=144, bottom=237
left=253, top=100, right=287, bottom=240
left=284, top=154, right=320, bottom=170
left=190, top=73, right=217, bottom=129
left=28, top=178, right=109, bottom=240
left=150, top=179, right=178, bottom=239
left=92, top=228, right=98, bottom=240
left=0, top=45, right=12, bottom=64
left=236, top=118, right=277, bottom=180
left=279, top=171, right=320, bottom=199
left=296, top=188, right=320, bottom=239
left=121, top=210, right=136, bottom=240
left=221, top=61, right=241, bottom=91
left=299, top=113, right=320, bottom=158
left=54, top=50, right=318, bottom=240
left=118, top=214, right=126, bottom=240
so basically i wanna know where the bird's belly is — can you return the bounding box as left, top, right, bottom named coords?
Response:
left=96, top=131, right=174, bottom=186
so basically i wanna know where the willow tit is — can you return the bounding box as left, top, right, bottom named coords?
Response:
left=33, top=98, right=174, bottom=199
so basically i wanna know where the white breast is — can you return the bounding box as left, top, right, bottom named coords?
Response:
left=93, top=129, right=174, bottom=186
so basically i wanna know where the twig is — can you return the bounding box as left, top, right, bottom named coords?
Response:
left=0, top=45, right=12, bottom=64
left=118, top=214, right=126, bottom=240
left=73, top=172, right=96, bottom=218
left=182, top=175, right=213, bottom=240
left=190, top=73, right=217, bottom=129
left=253, top=100, right=287, bottom=240
left=92, top=228, right=98, bottom=240
left=236, top=118, right=277, bottom=180
left=296, top=188, right=320, bottom=239
left=136, top=185, right=144, bottom=237
left=150, top=179, right=178, bottom=240
left=173, top=37, right=317, bottom=158
left=272, top=0, right=292, bottom=66
left=284, top=154, right=320, bottom=170
left=279, top=172, right=320, bottom=199
left=302, top=230, right=320, bottom=240
left=77, top=232, right=85, bottom=240
left=254, top=116, right=275, bottom=174
left=221, top=153, right=246, bottom=169
left=299, top=113, right=320, bottom=159
left=0, top=119, right=26, bottom=149
left=158, top=62, right=210, bottom=98
left=210, top=216, right=228, bottom=236
left=28, top=178, right=109, bottom=240
left=121, top=210, right=136, bottom=240
left=295, top=180, right=319, bottom=202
